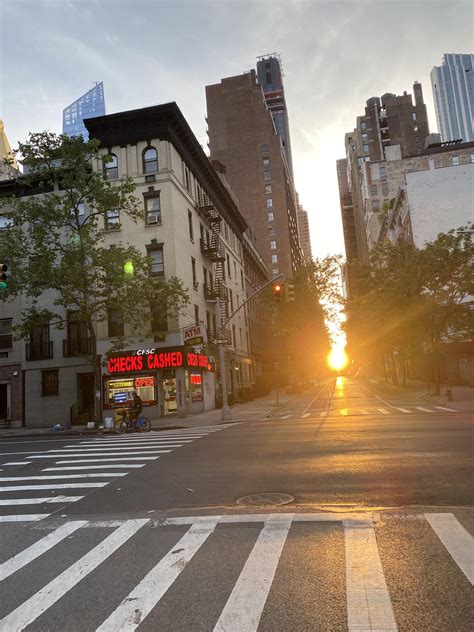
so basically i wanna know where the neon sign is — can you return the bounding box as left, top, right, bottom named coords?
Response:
left=107, top=348, right=213, bottom=374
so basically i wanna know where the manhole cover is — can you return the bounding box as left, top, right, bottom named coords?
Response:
left=236, top=493, right=295, bottom=506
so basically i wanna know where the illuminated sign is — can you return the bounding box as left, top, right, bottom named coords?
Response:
left=190, top=373, right=202, bottom=385
left=182, top=324, right=206, bottom=346
left=135, top=377, right=154, bottom=388
left=107, top=348, right=213, bottom=374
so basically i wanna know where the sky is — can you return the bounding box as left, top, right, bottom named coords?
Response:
left=1, top=0, right=473, bottom=261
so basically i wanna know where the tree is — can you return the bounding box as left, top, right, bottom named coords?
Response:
left=0, top=132, right=189, bottom=422
left=345, top=226, right=473, bottom=392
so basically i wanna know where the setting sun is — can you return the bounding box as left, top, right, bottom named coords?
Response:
left=327, top=346, right=349, bottom=372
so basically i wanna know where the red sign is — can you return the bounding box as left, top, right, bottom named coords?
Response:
left=135, top=377, right=154, bottom=388
left=107, top=348, right=212, bottom=374
left=190, top=373, right=202, bottom=385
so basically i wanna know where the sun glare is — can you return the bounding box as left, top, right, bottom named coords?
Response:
left=327, top=345, right=349, bottom=372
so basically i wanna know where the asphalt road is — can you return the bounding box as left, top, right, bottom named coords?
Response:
left=0, top=377, right=472, bottom=631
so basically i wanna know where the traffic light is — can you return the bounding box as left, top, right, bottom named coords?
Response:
left=285, top=284, right=295, bottom=303
left=0, top=262, right=7, bottom=289
left=124, top=260, right=134, bottom=276
left=272, top=281, right=284, bottom=304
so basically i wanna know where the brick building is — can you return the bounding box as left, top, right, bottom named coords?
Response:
left=206, top=70, right=303, bottom=281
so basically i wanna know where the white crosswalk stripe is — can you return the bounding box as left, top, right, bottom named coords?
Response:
left=0, top=428, right=228, bottom=522
left=0, top=512, right=471, bottom=631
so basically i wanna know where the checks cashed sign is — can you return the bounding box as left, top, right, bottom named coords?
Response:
left=182, top=324, right=207, bottom=346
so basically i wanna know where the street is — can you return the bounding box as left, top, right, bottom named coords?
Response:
left=0, top=377, right=472, bottom=631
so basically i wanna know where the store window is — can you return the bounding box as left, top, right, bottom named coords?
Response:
left=189, top=372, right=203, bottom=402
left=104, top=375, right=157, bottom=408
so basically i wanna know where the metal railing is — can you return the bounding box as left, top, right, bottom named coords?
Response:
left=63, top=337, right=92, bottom=357
left=26, top=341, right=53, bottom=361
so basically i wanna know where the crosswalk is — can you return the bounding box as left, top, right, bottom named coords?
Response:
left=0, top=511, right=471, bottom=631
left=291, top=405, right=459, bottom=419
left=0, top=427, right=230, bottom=523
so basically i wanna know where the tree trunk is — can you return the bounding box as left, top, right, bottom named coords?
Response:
left=391, top=351, right=398, bottom=386
left=433, top=340, right=441, bottom=396
left=88, top=321, right=102, bottom=425
left=401, top=351, right=407, bottom=386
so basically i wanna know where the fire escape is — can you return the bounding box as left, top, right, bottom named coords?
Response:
left=198, top=192, right=231, bottom=345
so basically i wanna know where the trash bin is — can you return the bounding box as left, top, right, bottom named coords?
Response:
left=104, top=417, right=114, bottom=429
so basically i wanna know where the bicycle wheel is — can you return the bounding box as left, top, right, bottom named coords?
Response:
left=140, top=417, right=151, bottom=432
left=114, top=420, right=127, bottom=434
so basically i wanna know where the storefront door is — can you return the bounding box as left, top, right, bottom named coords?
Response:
left=162, top=375, right=177, bottom=415
left=0, top=383, right=9, bottom=420
left=77, top=373, right=94, bottom=416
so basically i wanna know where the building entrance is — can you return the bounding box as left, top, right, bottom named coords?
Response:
left=0, top=383, right=9, bottom=420
left=162, top=375, right=177, bottom=415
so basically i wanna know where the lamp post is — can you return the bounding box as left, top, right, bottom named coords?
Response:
left=215, top=296, right=232, bottom=421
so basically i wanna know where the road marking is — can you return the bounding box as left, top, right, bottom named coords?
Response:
left=340, top=409, right=348, bottom=416
left=0, top=483, right=107, bottom=491
left=0, top=519, right=149, bottom=630
left=3, top=462, right=32, bottom=466
left=27, top=450, right=168, bottom=461
left=214, top=514, right=293, bottom=632
left=43, top=464, right=146, bottom=471
left=0, top=495, right=83, bottom=505
left=320, top=411, right=327, bottom=418
left=96, top=518, right=220, bottom=631
left=416, top=407, right=433, bottom=413
left=62, top=443, right=188, bottom=449
left=280, top=414, right=291, bottom=419
left=0, top=514, right=49, bottom=523
left=359, top=409, right=369, bottom=415
left=301, top=412, right=311, bottom=418
left=344, top=519, right=397, bottom=631
left=0, top=451, right=45, bottom=456
left=55, top=457, right=160, bottom=464
left=435, top=406, right=458, bottom=412
left=425, top=513, right=473, bottom=584
left=0, top=473, right=127, bottom=481
left=378, top=408, right=389, bottom=414
left=0, top=520, right=87, bottom=581
left=395, top=407, right=411, bottom=413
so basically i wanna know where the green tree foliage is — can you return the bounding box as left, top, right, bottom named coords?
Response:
left=345, top=226, right=473, bottom=389
left=0, top=132, right=189, bottom=419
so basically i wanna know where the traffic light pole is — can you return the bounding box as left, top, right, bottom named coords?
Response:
left=215, top=274, right=283, bottom=421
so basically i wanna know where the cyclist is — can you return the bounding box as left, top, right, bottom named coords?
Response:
left=129, top=392, right=143, bottom=424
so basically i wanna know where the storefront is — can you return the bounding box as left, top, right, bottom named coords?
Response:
left=103, top=347, right=215, bottom=418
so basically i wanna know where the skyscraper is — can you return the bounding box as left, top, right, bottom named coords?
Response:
left=256, top=54, right=294, bottom=180
left=431, top=54, right=474, bottom=142
left=296, top=205, right=312, bottom=262
left=63, top=81, right=106, bottom=140
left=206, top=70, right=303, bottom=280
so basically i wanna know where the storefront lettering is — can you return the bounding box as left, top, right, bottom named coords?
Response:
left=107, top=355, right=144, bottom=374
left=147, top=351, right=183, bottom=369
left=186, top=352, right=208, bottom=368
left=107, top=348, right=211, bottom=374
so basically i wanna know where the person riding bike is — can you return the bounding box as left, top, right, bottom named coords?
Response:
left=129, top=392, right=143, bottom=423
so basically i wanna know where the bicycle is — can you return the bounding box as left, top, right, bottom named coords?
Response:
left=114, top=409, right=151, bottom=434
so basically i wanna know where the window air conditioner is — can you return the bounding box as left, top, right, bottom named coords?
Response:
left=148, top=213, right=160, bottom=224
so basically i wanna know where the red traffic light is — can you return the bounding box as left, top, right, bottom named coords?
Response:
left=272, top=282, right=284, bottom=304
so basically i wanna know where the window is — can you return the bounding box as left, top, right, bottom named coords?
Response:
left=241, top=270, right=244, bottom=289
left=452, top=156, right=460, bottom=166
left=143, top=146, right=158, bottom=173
left=188, top=210, right=194, bottom=241
left=269, top=227, right=276, bottom=236
left=42, top=369, right=59, bottom=396
left=227, top=254, right=231, bottom=277
left=361, top=133, right=368, bottom=141
left=413, top=125, right=418, bottom=132
left=151, top=303, right=167, bottom=341
left=184, top=166, right=191, bottom=192
left=105, top=209, right=120, bottom=230
left=270, top=240, right=277, bottom=250
left=470, top=154, right=474, bottom=163
left=271, top=254, right=278, bottom=263
left=203, top=266, right=208, bottom=287
left=267, top=212, right=274, bottom=221
left=407, top=161, right=414, bottom=173
left=148, top=246, right=164, bottom=276
left=191, top=257, right=197, bottom=286
left=370, top=184, right=377, bottom=197
left=379, top=166, right=386, bottom=178
left=412, top=112, right=417, bottom=121
left=144, top=194, right=161, bottom=224
left=372, top=199, right=380, bottom=211
left=381, top=181, right=389, bottom=197
left=264, top=171, right=271, bottom=181
left=266, top=198, right=273, bottom=207
left=363, top=144, right=369, bottom=153
left=234, top=261, right=237, bottom=278
left=266, top=72, right=271, bottom=83
left=263, top=158, right=270, bottom=169
left=272, top=268, right=279, bottom=276
left=107, top=306, right=124, bottom=338
left=194, top=304, right=200, bottom=325
left=261, top=144, right=269, bottom=154
left=0, top=318, right=13, bottom=349
left=232, top=325, right=236, bottom=347
left=230, top=290, right=234, bottom=312
left=104, top=153, right=118, bottom=180
left=265, top=184, right=272, bottom=194
left=361, top=121, right=366, bottom=130
left=206, top=311, right=211, bottom=337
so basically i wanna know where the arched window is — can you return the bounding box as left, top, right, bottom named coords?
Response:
left=104, top=153, right=118, bottom=180
left=143, top=146, right=158, bottom=174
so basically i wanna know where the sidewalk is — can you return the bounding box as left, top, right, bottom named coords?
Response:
left=0, top=392, right=287, bottom=439
left=366, top=378, right=473, bottom=412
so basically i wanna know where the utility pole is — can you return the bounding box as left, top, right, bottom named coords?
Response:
left=215, top=274, right=283, bottom=421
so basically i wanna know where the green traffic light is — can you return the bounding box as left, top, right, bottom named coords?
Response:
left=124, top=260, right=134, bottom=275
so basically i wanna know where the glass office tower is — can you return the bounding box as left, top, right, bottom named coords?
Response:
left=431, top=54, right=474, bottom=142
left=63, top=82, right=106, bottom=140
